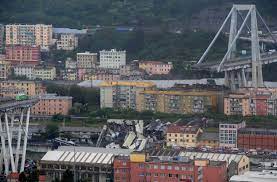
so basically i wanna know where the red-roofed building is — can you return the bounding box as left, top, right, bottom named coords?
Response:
left=139, top=61, right=173, bottom=75
left=166, top=125, right=203, bottom=148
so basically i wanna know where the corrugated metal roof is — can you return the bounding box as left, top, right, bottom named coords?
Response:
left=41, top=147, right=132, bottom=165
left=179, top=151, right=247, bottom=167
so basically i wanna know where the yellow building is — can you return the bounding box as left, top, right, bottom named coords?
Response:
left=0, top=80, right=45, bottom=96
left=137, top=90, right=221, bottom=114
left=0, top=60, right=11, bottom=80
left=166, top=125, right=203, bottom=148
left=33, top=66, right=56, bottom=80
left=99, top=81, right=156, bottom=110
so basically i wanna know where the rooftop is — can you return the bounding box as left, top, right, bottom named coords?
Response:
left=238, top=128, right=277, bottom=135
left=230, top=170, right=277, bottom=182
left=140, top=90, right=221, bottom=96
left=53, top=28, right=87, bottom=34
left=167, top=125, right=200, bottom=134
left=99, top=81, right=156, bottom=88
left=198, top=132, right=219, bottom=141
left=139, top=61, right=171, bottom=65
left=40, top=94, right=72, bottom=100
left=41, top=146, right=132, bottom=165
left=179, top=151, right=247, bottom=167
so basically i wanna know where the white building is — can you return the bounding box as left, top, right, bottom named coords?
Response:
left=77, top=52, right=97, bottom=69
left=13, top=65, right=35, bottom=79
left=219, top=121, right=246, bottom=148
left=56, top=34, right=78, bottom=51
left=65, top=58, right=77, bottom=69
left=99, top=49, right=126, bottom=69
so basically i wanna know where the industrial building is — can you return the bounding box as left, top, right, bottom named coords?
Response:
left=99, top=81, right=155, bottom=110
left=40, top=146, right=132, bottom=182
left=179, top=151, right=250, bottom=178
left=237, top=128, right=277, bottom=151
left=114, top=152, right=227, bottom=182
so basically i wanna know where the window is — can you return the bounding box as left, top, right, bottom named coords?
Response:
left=160, top=165, right=165, bottom=169
left=175, top=166, right=180, bottom=170
left=139, top=164, right=144, bottom=168
left=167, top=166, right=172, bottom=170
left=154, top=173, right=158, bottom=177
left=154, top=165, right=158, bottom=169
left=169, top=174, right=172, bottom=177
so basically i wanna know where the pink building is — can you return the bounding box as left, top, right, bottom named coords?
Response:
left=5, top=45, right=40, bottom=65
left=139, top=61, right=173, bottom=75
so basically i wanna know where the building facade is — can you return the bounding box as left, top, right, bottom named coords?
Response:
left=77, top=52, right=97, bottom=69
left=114, top=153, right=227, bottom=182
left=0, top=24, right=4, bottom=53
left=237, top=128, right=277, bottom=151
left=166, top=125, right=203, bottom=148
left=139, top=61, right=173, bottom=75
left=33, top=66, right=56, bottom=80
left=0, top=80, right=45, bottom=96
left=5, top=24, right=53, bottom=50
left=219, top=121, right=246, bottom=148
left=31, top=94, right=72, bottom=115
left=56, top=33, right=78, bottom=50
left=137, top=90, right=221, bottom=114
left=5, top=45, right=40, bottom=65
left=224, top=88, right=277, bottom=116
left=0, top=60, right=11, bottom=80
left=100, top=81, right=155, bottom=110
left=13, top=65, right=35, bottom=79
left=99, top=49, right=126, bottom=69
left=40, top=147, right=132, bottom=182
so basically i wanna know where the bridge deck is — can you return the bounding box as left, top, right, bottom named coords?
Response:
left=194, top=52, right=277, bottom=72
left=0, top=98, right=39, bottom=111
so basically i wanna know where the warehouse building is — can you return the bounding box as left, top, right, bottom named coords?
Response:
left=40, top=146, right=132, bottom=182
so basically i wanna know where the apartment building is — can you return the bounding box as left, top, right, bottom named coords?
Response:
left=139, top=61, right=173, bottom=75
left=13, top=65, right=35, bottom=79
left=0, top=24, right=4, bottom=53
left=100, top=81, right=155, bottom=110
left=31, top=94, right=72, bottom=116
left=238, top=128, right=277, bottom=151
left=5, top=24, right=53, bottom=50
left=33, top=66, right=56, bottom=80
left=137, top=90, right=221, bottom=114
left=99, top=49, right=126, bottom=69
left=224, top=88, right=277, bottom=116
left=219, top=121, right=246, bottom=148
left=65, top=58, right=77, bottom=69
left=197, top=132, right=219, bottom=148
left=0, top=80, right=45, bottom=96
left=77, top=52, right=97, bottom=69
left=5, top=45, right=40, bottom=65
left=114, top=153, right=227, bottom=182
left=166, top=125, right=203, bottom=148
left=56, top=33, right=78, bottom=50
left=0, top=60, right=11, bottom=80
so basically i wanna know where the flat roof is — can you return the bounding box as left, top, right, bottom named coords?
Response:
left=99, top=81, right=155, bottom=88
left=41, top=147, right=132, bottom=165
left=230, top=170, right=277, bottom=182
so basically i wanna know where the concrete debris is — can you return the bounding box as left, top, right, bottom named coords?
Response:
left=97, top=119, right=168, bottom=151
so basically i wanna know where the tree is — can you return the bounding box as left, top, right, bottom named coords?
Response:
left=45, top=124, right=59, bottom=139
left=61, top=169, right=74, bottom=182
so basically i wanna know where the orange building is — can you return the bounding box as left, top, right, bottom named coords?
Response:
left=31, top=94, right=72, bottom=116
left=0, top=80, right=45, bottom=96
left=5, top=45, right=40, bottom=65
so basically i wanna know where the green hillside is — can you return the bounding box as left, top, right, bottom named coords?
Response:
left=0, top=0, right=276, bottom=27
